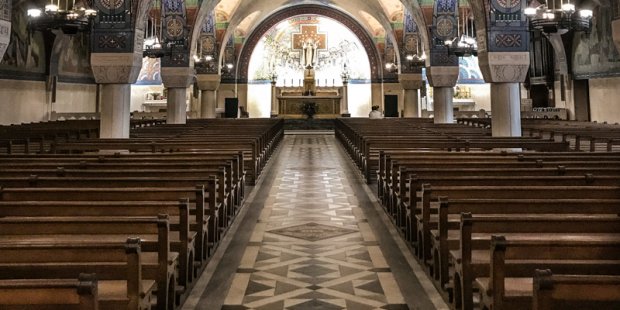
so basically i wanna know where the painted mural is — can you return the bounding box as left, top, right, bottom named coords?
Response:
left=135, top=57, right=162, bottom=85
left=458, top=56, right=484, bottom=84
left=0, top=0, right=46, bottom=77
left=573, top=0, right=620, bottom=79
left=58, top=35, right=93, bottom=80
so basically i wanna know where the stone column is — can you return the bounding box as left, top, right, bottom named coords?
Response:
left=196, top=74, right=220, bottom=118
left=399, top=73, right=424, bottom=117
left=161, top=67, right=194, bottom=124
left=100, top=84, right=130, bottom=138
left=91, top=52, right=143, bottom=138
left=427, top=66, right=459, bottom=123
left=270, top=80, right=278, bottom=117
left=0, top=0, right=10, bottom=60
left=479, top=52, right=530, bottom=137
left=433, top=87, right=454, bottom=123
left=491, top=83, right=521, bottom=136
left=341, top=80, right=350, bottom=117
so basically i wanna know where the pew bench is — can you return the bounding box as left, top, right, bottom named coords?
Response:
left=0, top=240, right=154, bottom=310
left=474, top=237, right=620, bottom=310
left=0, top=216, right=176, bottom=310
left=0, top=274, right=98, bottom=310
left=533, top=270, right=620, bottom=310
left=431, top=198, right=620, bottom=288
left=452, top=215, right=620, bottom=310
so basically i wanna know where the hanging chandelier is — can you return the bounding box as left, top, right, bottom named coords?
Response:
left=444, top=7, right=477, bottom=57
left=524, top=1, right=593, bottom=34
left=445, top=34, right=477, bottom=57
left=27, top=1, right=97, bottom=35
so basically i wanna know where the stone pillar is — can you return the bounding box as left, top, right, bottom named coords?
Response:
left=161, top=67, right=194, bottom=124
left=399, top=73, right=423, bottom=117
left=100, top=84, right=130, bottom=138
left=491, top=83, right=521, bottom=136
left=91, top=52, right=143, bottom=138
left=341, top=80, right=350, bottom=117
left=196, top=74, right=220, bottom=118
left=271, top=80, right=278, bottom=117
left=478, top=52, right=530, bottom=137
left=0, top=0, right=10, bottom=60
left=433, top=87, right=454, bottom=123
left=427, top=66, right=459, bottom=124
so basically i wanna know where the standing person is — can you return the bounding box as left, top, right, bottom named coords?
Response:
left=369, top=105, right=383, bottom=119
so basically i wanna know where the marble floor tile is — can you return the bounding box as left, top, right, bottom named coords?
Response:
left=189, top=135, right=447, bottom=310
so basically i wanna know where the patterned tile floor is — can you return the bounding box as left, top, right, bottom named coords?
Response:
left=184, top=134, right=447, bottom=310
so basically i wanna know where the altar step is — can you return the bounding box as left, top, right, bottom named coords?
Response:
left=282, top=118, right=335, bottom=131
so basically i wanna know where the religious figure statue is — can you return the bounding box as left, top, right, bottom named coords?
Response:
left=302, top=40, right=317, bottom=96
left=302, top=40, right=317, bottom=68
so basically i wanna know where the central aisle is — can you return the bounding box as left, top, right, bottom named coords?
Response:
left=185, top=134, right=447, bottom=310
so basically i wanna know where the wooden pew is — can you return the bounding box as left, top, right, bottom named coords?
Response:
left=0, top=184, right=216, bottom=261
left=474, top=237, right=620, bottom=310
left=0, top=274, right=98, bottom=310
left=533, top=270, right=620, bottom=310
left=454, top=215, right=620, bottom=310
left=0, top=239, right=154, bottom=310
left=417, top=186, right=620, bottom=264
left=432, top=198, right=620, bottom=288
left=0, top=216, right=175, bottom=310
left=0, top=199, right=198, bottom=288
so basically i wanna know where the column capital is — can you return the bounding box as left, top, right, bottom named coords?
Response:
left=426, top=66, right=459, bottom=88
left=398, top=73, right=424, bottom=90
left=162, top=67, right=194, bottom=88
left=91, top=51, right=143, bottom=84
left=477, top=51, right=530, bottom=83
left=196, top=74, right=221, bottom=91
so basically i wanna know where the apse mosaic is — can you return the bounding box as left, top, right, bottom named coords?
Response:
left=248, top=15, right=371, bottom=83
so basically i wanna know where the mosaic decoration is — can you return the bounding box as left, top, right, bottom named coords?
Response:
left=196, top=10, right=218, bottom=75
left=136, top=57, right=162, bottom=84
left=401, top=9, right=422, bottom=74
left=161, top=0, right=189, bottom=67
left=92, top=0, right=133, bottom=53
left=237, top=5, right=382, bottom=83
left=485, top=0, right=529, bottom=52
left=494, top=33, right=522, bottom=48
left=430, top=0, right=458, bottom=66
left=457, top=56, right=485, bottom=84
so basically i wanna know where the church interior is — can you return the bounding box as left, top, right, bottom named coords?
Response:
left=0, top=0, right=620, bottom=309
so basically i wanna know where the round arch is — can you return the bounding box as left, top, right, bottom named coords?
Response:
left=237, top=4, right=383, bottom=83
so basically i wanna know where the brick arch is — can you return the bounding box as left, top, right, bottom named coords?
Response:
left=237, top=4, right=382, bottom=83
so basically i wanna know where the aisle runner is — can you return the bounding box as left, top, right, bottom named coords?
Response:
left=222, top=135, right=408, bottom=310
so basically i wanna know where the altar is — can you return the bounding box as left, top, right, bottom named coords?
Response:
left=276, top=86, right=343, bottom=118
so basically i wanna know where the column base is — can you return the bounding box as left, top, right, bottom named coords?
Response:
left=271, top=114, right=279, bottom=118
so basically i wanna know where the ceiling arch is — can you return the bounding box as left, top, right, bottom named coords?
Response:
left=236, top=4, right=384, bottom=82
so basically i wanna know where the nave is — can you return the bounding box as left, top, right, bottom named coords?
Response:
left=185, top=134, right=447, bottom=310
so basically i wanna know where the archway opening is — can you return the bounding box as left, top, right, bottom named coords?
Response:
left=246, top=14, right=372, bottom=118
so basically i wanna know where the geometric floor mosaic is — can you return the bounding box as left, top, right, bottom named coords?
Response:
left=268, top=222, right=358, bottom=242
left=222, top=135, right=409, bottom=310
